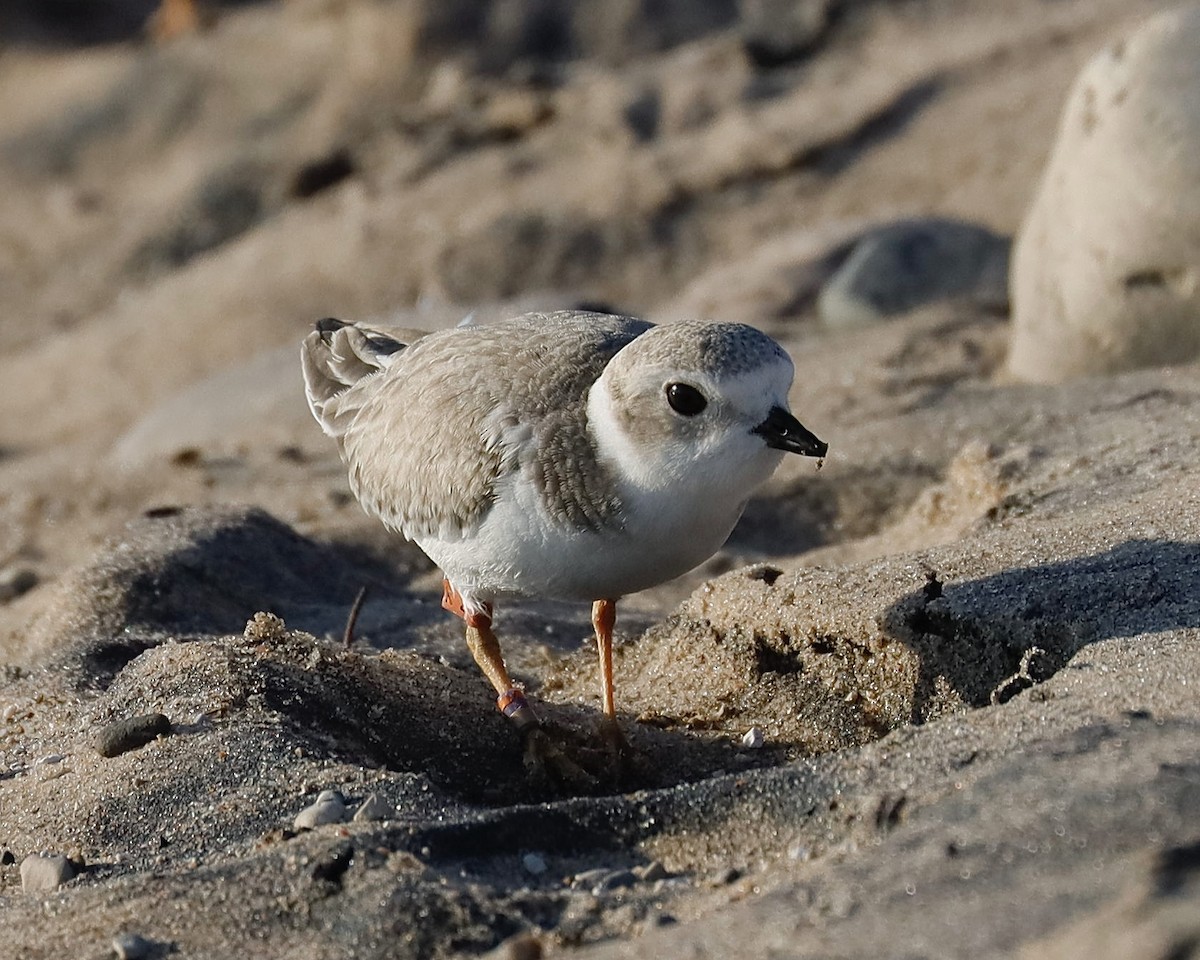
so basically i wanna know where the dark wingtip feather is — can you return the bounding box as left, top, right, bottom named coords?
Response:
left=316, top=317, right=347, bottom=338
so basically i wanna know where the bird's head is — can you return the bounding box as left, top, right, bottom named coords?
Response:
left=587, top=321, right=826, bottom=497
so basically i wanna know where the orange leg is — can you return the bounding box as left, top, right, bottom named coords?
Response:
left=443, top=579, right=538, bottom=730
left=592, top=599, right=618, bottom=721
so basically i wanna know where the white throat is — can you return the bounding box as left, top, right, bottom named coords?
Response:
left=586, top=375, right=674, bottom=491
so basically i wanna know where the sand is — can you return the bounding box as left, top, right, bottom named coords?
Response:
left=2, top=1, right=1198, bottom=957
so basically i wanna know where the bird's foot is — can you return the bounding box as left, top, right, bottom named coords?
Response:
left=521, top=726, right=599, bottom=791
left=598, top=717, right=644, bottom=785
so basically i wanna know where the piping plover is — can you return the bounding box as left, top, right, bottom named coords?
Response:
left=301, top=310, right=826, bottom=757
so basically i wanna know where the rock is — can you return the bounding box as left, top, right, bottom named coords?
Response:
left=352, top=792, right=395, bottom=823
left=817, top=218, right=1010, bottom=330
left=1009, top=8, right=1200, bottom=382
left=0, top=565, right=38, bottom=603
left=294, top=790, right=348, bottom=830
left=741, top=726, right=765, bottom=749
left=739, top=0, right=835, bottom=68
left=521, top=852, right=548, bottom=875
left=482, top=931, right=543, bottom=960
left=591, top=868, right=638, bottom=894
left=19, top=853, right=77, bottom=892
left=112, top=932, right=160, bottom=960
left=95, top=714, right=172, bottom=758
left=635, top=860, right=669, bottom=882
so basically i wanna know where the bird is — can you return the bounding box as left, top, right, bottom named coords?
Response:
left=301, top=310, right=827, bottom=775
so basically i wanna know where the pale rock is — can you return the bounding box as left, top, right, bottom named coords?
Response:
left=20, top=853, right=77, bottom=892
left=352, top=792, right=395, bottom=822
left=1009, top=7, right=1200, bottom=381
left=293, top=789, right=348, bottom=830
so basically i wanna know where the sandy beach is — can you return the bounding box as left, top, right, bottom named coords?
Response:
left=2, top=1, right=1198, bottom=957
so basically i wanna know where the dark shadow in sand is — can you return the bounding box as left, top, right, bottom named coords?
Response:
left=54, top=506, right=446, bottom=687
left=880, top=538, right=1200, bottom=723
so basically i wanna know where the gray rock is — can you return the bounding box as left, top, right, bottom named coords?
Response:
left=294, top=789, right=348, bottom=830
left=352, top=792, right=395, bottom=823
left=818, top=218, right=1010, bottom=329
left=1009, top=8, right=1200, bottom=381
left=592, top=869, right=638, bottom=894
left=20, top=853, right=76, bottom=892
left=95, top=713, right=171, bottom=758
left=0, top=565, right=38, bottom=603
left=481, top=931, right=543, bottom=960
left=739, top=0, right=835, bottom=68
left=521, top=852, right=548, bottom=875
left=635, top=860, right=670, bottom=882
left=570, top=867, right=613, bottom=890
left=112, top=932, right=159, bottom=960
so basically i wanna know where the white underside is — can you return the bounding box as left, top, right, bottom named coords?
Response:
left=417, top=453, right=776, bottom=616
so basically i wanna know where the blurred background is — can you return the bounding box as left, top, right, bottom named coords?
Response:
left=0, top=0, right=1179, bottom=620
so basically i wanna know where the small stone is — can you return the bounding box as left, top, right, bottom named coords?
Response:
left=739, top=0, right=834, bottom=68
left=521, top=852, right=548, bottom=875
left=711, top=866, right=742, bottom=886
left=635, top=860, right=669, bottom=882
left=570, top=867, right=612, bottom=890
left=20, top=853, right=77, bottom=892
left=1, top=849, right=15, bottom=865
left=95, top=714, right=172, bottom=758
left=112, top=932, right=158, bottom=959
left=787, top=841, right=813, bottom=862
left=482, top=931, right=542, bottom=960
left=818, top=218, right=1010, bottom=329
left=592, top=869, right=637, bottom=894
left=294, top=790, right=348, bottom=830
left=352, top=792, right=394, bottom=823
left=0, top=566, right=38, bottom=603
left=741, top=726, right=765, bottom=749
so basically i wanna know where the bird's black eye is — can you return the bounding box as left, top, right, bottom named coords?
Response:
left=665, top=382, right=707, bottom=416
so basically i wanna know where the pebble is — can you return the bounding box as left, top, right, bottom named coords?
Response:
left=570, top=867, right=613, bottom=890
left=112, top=932, right=158, bottom=959
left=521, top=852, right=548, bottom=876
left=0, top=565, right=38, bottom=603
left=482, top=932, right=542, bottom=960
left=294, top=790, right=348, bottom=830
left=739, top=0, right=834, bottom=67
left=95, top=714, right=172, bottom=758
left=741, top=726, right=765, bottom=749
left=711, top=866, right=742, bottom=886
left=634, top=860, right=669, bottom=882
left=352, top=792, right=394, bottom=823
left=818, top=218, right=1009, bottom=329
left=20, top=853, right=77, bottom=892
left=590, top=869, right=637, bottom=895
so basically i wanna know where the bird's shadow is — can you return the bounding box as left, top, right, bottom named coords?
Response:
left=880, top=538, right=1200, bottom=721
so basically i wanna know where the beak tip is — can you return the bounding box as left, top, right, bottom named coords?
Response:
left=754, top=406, right=827, bottom=458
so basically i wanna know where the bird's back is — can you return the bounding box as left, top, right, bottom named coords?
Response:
left=301, top=310, right=652, bottom=542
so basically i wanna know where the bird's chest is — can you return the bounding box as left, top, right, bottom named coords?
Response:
left=420, top=466, right=746, bottom=602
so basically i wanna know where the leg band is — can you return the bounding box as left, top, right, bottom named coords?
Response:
left=497, top=688, right=539, bottom=731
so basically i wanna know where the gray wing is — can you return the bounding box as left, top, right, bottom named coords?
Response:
left=335, top=311, right=653, bottom=541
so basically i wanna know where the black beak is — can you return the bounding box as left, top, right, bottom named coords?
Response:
left=753, top=406, right=828, bottom=457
